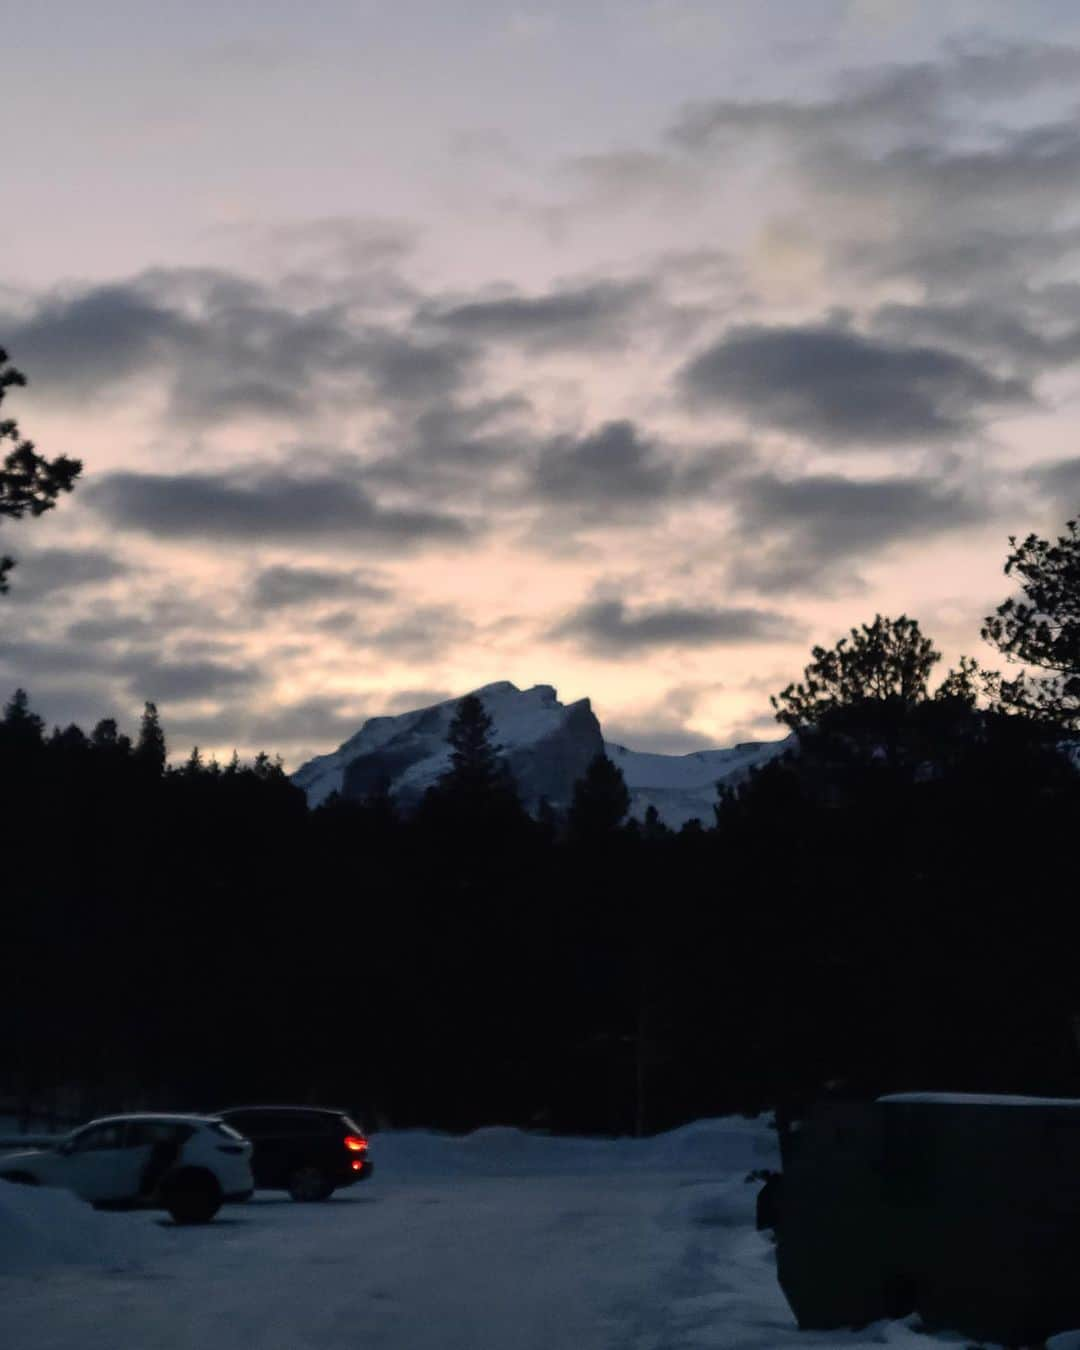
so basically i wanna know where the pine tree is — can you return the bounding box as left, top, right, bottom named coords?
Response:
left=1, top=688, right=45, bottom=750
left=134, top=701, right=167, bottom=776
left=0, top=349, right=82, bottom=595
left=445, top=695, right=501, bottom=795
left=425, top=694, right=523, bottom=830
left=982, top=514, right=1080, bottom=730
left=567, top=752, right=631, bottom=841
left=772, top=615, right=941, bottom=731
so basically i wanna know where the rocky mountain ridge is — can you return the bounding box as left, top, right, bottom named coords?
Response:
left=292, top=681, right=790, bottom=829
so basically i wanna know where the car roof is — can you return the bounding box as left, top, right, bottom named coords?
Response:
left=216, top=1104, right=348, bottom=1116
left=80, top=1113, right=223, bottom=1127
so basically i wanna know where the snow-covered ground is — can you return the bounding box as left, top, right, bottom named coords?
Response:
left=0, top=1119, right=993, bottom=1349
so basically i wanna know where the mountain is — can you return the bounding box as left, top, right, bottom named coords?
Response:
left=291, top=681, right=791, bottom=828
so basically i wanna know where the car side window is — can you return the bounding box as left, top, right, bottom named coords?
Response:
left=70, top=1123, right=125, bottom=1152
left=224, top=1113, right=267, bottom=1138
left=126, top=1122, right=189, bottom=1148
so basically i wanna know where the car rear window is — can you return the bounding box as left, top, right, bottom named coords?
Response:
left=342, top=1116, right=366, bottom=1136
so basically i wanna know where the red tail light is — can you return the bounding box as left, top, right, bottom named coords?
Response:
left=351, top=1159, right=364, bottom=1171
left=344, top=1135, right=368, bottom=1152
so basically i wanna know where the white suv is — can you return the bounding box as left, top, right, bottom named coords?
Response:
left=0, top=1113, right=254, bottom=1223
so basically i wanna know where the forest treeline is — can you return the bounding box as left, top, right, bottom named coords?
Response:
left=4, top=348, right=1080, bottom=1131
left=3, top=514, right=1080, bottom=1135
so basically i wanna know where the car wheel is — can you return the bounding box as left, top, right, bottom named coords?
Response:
left=163, top=1170, right=222, bottom=1224
left=287, top=1165, right=334, bottom=1202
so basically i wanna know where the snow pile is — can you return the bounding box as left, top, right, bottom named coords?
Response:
left=0, top=1183, right=148, bottom=1274
left=373, top=1116, right=779, bottom=1181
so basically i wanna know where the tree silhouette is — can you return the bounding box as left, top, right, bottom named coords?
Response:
left=982, top=514, right=1080, bottom=731
left=134, top=701, right=167, bottom=776
left=445, top=695, right=502, bottom=794
left=0, top=349, right=82, bottom=595
left=422, top=693, right=524, bottom=835
left=772, top=615, right=941, bottom=731
left=567, top=752, right=631, bottom=841
left=1, top=687, right=44, bottom=751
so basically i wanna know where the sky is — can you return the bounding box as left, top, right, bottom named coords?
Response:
left=4, top=0, right=1080, bottom=765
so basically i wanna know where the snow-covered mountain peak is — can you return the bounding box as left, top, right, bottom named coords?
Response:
left=292, top=682, right=790, bottom=826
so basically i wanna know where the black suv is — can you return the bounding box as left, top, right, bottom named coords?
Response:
left=216, top=1106, right=373, bottom=1201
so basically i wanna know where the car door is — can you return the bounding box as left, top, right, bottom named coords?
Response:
left=65, top=1121, right=149, bottom=1202
left=225, top=1111, right=292, bottom=1187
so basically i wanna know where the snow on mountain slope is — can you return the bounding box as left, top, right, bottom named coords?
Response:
left=292, top=681, right=792, bottom=828
left=606, top=738, right=793, bottom=830
left=293, top=682, right=603, bottom=812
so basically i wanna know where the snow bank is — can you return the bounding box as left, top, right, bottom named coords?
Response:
left=0, top=1183, right=150, bottom=1275
left=373, top=1116, right=779, bottom=1181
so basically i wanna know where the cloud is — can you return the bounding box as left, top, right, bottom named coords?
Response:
left=1026, top=456, right=1080, bottom=504
left=65, top=616, right=153, bottom=643
left=3, top=270, right=476, bottom=423
left=552, top=596, right=796, bottom=655
left=680, top=323, right=1028, bottom=445
left=423, top=280, right=651, bottom=350
left=532, top=419, right=727, bottom=508
left=252, top=565, right=392, bottom=610
left=728, top=471, right=989, bottom=592
left=670, top=39, right=1080, bottom=148
left=368, top=606, right=475, bottom=660
left=655, top=38, right=1080, bottom=302
left=166, top=694, right=371, bottom=759
left=84, top=467, right=474, bottom=548
left=3, top=548, right=129, bottom=604
left=114, top=655, right=259, bottom=702
left=4, top=284, right=191, bottom=395
left=872, top=298, right=1080, bottom=373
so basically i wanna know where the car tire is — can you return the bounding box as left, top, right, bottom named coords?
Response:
left=163, top=1170, right=223, bottom=1224
left=287, top=1165, right=334, bottom=1202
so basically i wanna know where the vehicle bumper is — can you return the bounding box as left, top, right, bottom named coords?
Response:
left=224, top=1188, right=254, bottom=1203
left=336, top=1158, right=373, bottom=1186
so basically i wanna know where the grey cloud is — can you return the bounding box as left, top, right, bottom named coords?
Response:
left=84, top=469, right=473, bottom=549
left=3, top=270, right=476, bottom=423
left=655, top=39, right=1080, bottom=302
left=366, top=396, right=534, bottom=495
left=423, top=280, right=651, bottom=350
left=1026, top=456, right=1080, bottom=503
left=873, top=299, right=1080, bottom=372
left=680, top=324, right=1028, bottom=445
left=671, top=39, right=1080, bottom=148
left=0, top=636, right=111, bottom=680
left=65, top=616, right=154, bottom=643
left=0, top=629, right=257, bottom=703
left=167, top=695, right=370, bottom=760
left=113, top=655, right=258, bottom=702
left=4, top=285, right=191, bottom=394
left=252, top=565, right=392, bottom=610
left=729, top=471, right=988, bottom=593
left=525, top=422, right=737, bottom=538
left=534, top=421, right=667, bottom=504
left=4, top=548, right=129, bottom=604
left=369, top=607, right=474, bottom=660
left=552, top=597, right=795, bottom=655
